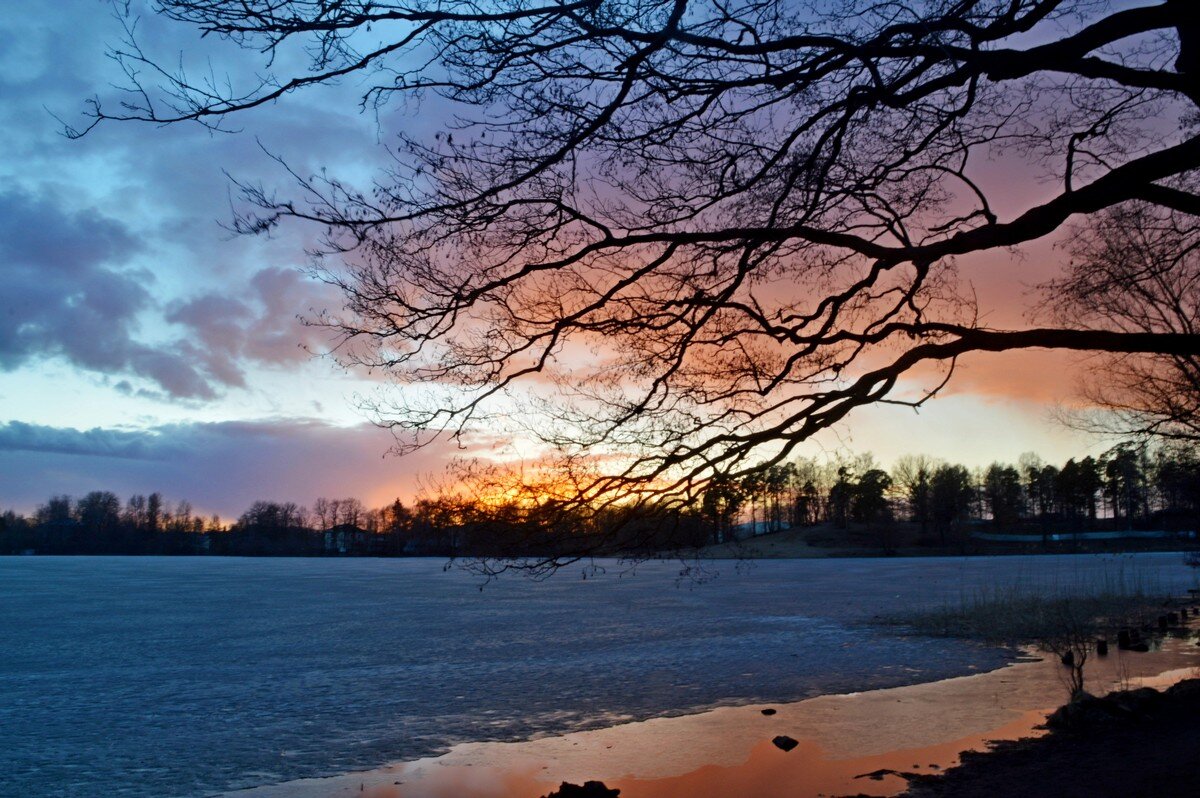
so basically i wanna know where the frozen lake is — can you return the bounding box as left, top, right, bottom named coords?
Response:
left=1, top=553, right=1195, bottom=797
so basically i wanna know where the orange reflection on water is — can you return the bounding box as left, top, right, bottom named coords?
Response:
left=607, top=710, right=1046, bottom=798
left=225, top=639, right=1200, bottom=798
left=387, top=710, right=1046, bottom=798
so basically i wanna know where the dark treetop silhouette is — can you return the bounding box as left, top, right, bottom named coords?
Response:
left=78, top=0, right=1200, bottom=548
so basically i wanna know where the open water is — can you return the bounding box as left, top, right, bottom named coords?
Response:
left=1, top=553, right=1194, bottom=797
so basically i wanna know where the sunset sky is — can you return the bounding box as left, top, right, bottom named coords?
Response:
left=0, top=1, right=1115, bottom=518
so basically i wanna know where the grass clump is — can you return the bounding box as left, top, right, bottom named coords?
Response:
left=886, top=561, right=1168, bottom=645
left=893, top=588, right=1162, bottom=645
left=883, top=565, right=1176, bottom=697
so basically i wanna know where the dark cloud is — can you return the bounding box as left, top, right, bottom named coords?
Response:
left=0, top=184, right=339, bottom=399
left=0, top=187, right=219, bottom=399
left=0, top=418, right=458, bottom=518
left=0, top=2, right=365, bottom=402
left=0, top=421, right=176, bottom=460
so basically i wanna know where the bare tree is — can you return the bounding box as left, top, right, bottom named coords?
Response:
left=1048, top=195, right=1200, bottom=442
left=1035, top=600, right=1093, bottom=700
left=79, top=1, right=1200, bottom=549
left=891, top=454, right=941, bottom=530
left=337, top=497, right=366, bottom=527
left=313, top=497, right=332, bottom=530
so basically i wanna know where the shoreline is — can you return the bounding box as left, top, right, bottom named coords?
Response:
left=904, top=671, right=1200, bottom=797
left=223, top=636, right=1200, bottom=798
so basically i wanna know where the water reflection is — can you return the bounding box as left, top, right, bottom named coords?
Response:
left=229, top=636, right=1200, bottom=798
left=398, top=641, right=1200, bottom=798
left=385, top=712, right=1046, bottom=798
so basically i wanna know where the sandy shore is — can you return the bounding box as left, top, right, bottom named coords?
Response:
left=223, top=635, right=1200, bottom=798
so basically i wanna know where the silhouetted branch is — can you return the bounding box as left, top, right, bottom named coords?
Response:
left=79, top=1, right=1200, bottom=537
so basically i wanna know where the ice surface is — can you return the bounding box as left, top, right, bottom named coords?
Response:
left=0, top=553, right=1193, bottom=797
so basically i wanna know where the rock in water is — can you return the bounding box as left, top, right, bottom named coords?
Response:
left=543, top=781, right=620, bottom=798
left=772, top=735, right=800, bottom=752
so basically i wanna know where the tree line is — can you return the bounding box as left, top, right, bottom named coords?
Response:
left=706, top=442, right=1200, bottom=553
left=0, top=486, right=673, bottom=557
left=3, top=441, right=1199, bottom=558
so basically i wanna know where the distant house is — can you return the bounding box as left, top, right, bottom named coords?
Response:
left=322, top=523, right=370, bottom=555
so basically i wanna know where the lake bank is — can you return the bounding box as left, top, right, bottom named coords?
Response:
left=223, top=636, right=1200, bottom=798
left=904, top=673, right=1200, bottom=797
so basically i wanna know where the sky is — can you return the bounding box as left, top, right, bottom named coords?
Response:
left=0, top=1, right=1113, bottom=519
